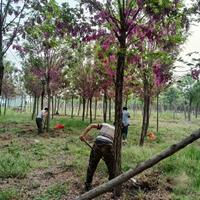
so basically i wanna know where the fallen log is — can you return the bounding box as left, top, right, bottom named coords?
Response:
left=75, top=129, right=200, bottom=200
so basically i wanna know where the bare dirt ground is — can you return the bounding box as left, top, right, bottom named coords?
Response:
left=0, top=123, right=173, bottom=200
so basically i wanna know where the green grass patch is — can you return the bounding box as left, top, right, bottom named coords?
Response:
left=0, top=188, right=18, bottom=200
left=34, top=183, right=69, bottom=200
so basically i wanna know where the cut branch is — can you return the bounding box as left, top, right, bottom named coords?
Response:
left=75, top=128, right=200, bottom=200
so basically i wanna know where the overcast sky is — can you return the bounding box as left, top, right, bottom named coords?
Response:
left=6, top=0, right=200, bottom=77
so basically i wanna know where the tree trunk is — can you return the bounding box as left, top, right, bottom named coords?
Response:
left=82, top=97, right=86, bottom=121
left=71, top=95, right=74, bottom=118
left=86, top=99, right=89, bottom=118
left=51, top=96, right=54, bottom=119
left=36, top=97, right=39, bottom=115
left=94, top=97, right=97, bottom=120
left=32, top=94, right=37, bottom=120
left=77, top=97, right=81, bottom=116
left=156, top=92, right=159, bottom=133
left=188, top=98, right=192, bottom=121
left=89, top=97, right=92, bottom=123
left=75, top=129, right=200, bottom=200
left=0, top=45, right=4, bottom=95
left=184, top=103, right=187, bottom=120
left=64, top=99, right=67, bottom=116
left=109, top=97, right=112, bottom=122
left=57, top=97, right=60, bottom=114
left=30, top=96, right=32, bottom=113
left=0, top=96, right=2, bottom=116
left=46, top=70, right=51, bottom=132
left=140, top=79, right=150, bottom=146
left=113, top=37, right=126, bottom=197
left=195, top=103, right=198, bottom=118
left=3, top=97, right=7, bottom=116
left=41, top=84, right=45, bottom=110
left=103, top=89, right=107, bottom=122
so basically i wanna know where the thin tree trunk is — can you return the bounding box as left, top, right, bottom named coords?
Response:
left=184, top=103, right=187, bottom=120
left=103, top=89, right=107, bottom=122
left=140, top=80, right=150, bottom=146
left=109, top=97, right=112, bottom=121
left=89, top=97, right=92, bottom=123
left=82, top=97, right=86, bottom=121
left=65, top=99, right=67, bottom=116
left=94, top=97, right=97, bottom=120
left=86, top=99, right=89, bottom=118
left=156, top=92, right=159, bottom=133
left=46, top=68, right=51, bottom=132
left=30, top=96, right=32, bottom=113
left=71, top=95, right=74, bottom=118
left=36, top=97, right=39, bottom=115
left=51, top=96, right=54, bottom=119
left=113, top=38, right=126, bottom=197
left=57, top=97, right=60, bottom=114
left=32, top=94, right=37, bottom=120
left=75, top=129, right=200, bottom=200
left=77, top=97, right=81, bottom=116
left=195, top=103, right=198, bottom=118
left=0, top=96, right=2, bottom=116
left=188, top=98, right=192, bottom=121
left=3, top=97, right=7, bottom=116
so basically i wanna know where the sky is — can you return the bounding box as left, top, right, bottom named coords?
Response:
left=6, top=0, right=200, bottom=77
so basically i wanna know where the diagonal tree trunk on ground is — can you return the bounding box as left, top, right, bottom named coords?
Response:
left=75, top=128, right=200, bottom=200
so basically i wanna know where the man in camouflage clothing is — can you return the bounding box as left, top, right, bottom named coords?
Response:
left=80, top=123, right=115, bottom=191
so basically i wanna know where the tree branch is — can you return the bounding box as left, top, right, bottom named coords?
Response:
left=75, top=128, right=200, bottom=200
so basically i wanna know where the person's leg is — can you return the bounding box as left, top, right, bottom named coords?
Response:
left=102, top=145, right=115, bottom=180
left=85, top=144, right=102, bottom=191
left=124, top=126, right=128, bottom=140
left=36, top=118, right=43, bottom=133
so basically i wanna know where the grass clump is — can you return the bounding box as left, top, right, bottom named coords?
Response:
left=34, top=183, right=68, bottom=200
left=0, top=188, right=18, bottom=200
left=0, top=148, right=30, bottom=178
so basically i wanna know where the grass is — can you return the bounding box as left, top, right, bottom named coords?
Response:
left=0, top=188, right=18, bottom=200
left=0, top=109, right=200, bottom=199
left=34, top=182, right=69, bottom=200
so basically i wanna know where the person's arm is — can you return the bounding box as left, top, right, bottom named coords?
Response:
left=80, top=123, right=100, bottom=141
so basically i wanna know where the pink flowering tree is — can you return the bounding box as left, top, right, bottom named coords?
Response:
left=17, top=0, right=76, bottom=131
left=0, top=0, right=40, bottom=95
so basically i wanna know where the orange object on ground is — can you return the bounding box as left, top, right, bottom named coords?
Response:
left=54, top=124, right=64, bottom=129
left=147, top=132, right=156, bottom=141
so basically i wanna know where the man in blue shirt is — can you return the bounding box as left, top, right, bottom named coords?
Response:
left=122, top=106, right=130, bottom=140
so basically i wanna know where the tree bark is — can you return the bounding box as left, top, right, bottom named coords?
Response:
left=77, top=97, right=81, bottom=116
left=75, top=128, right=200, bottom=200
left=89, top=97, right=92, bottom=123
left=64, top=99, right=67, bottom=116
left=86, top=99, right=89, bottom=118
left=109, top=97, right=112, bottom=121
left=113, top=37, right=126, bottom=197
left=71, top=95, right=74, bottom=118
left=156, top=92, right=159, bottom=133
left=188, top=98, right=192, bottom=121
left=140, top=80, right=150, bottom=146
left=94, top=97, right=97, bottom=120
left=32, top=94, right=37, bottom=120
left=3, top=97, right=7, bottom=116
left=51, top=96, right=54, bottom=119
left=195, top=103, right=198, bottom=118
left=82, top=97, right=86, bottom=121
left=103, top=89, right=107, bottom=122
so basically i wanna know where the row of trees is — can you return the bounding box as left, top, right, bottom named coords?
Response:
left=1, top=0, right=200, bottom=198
